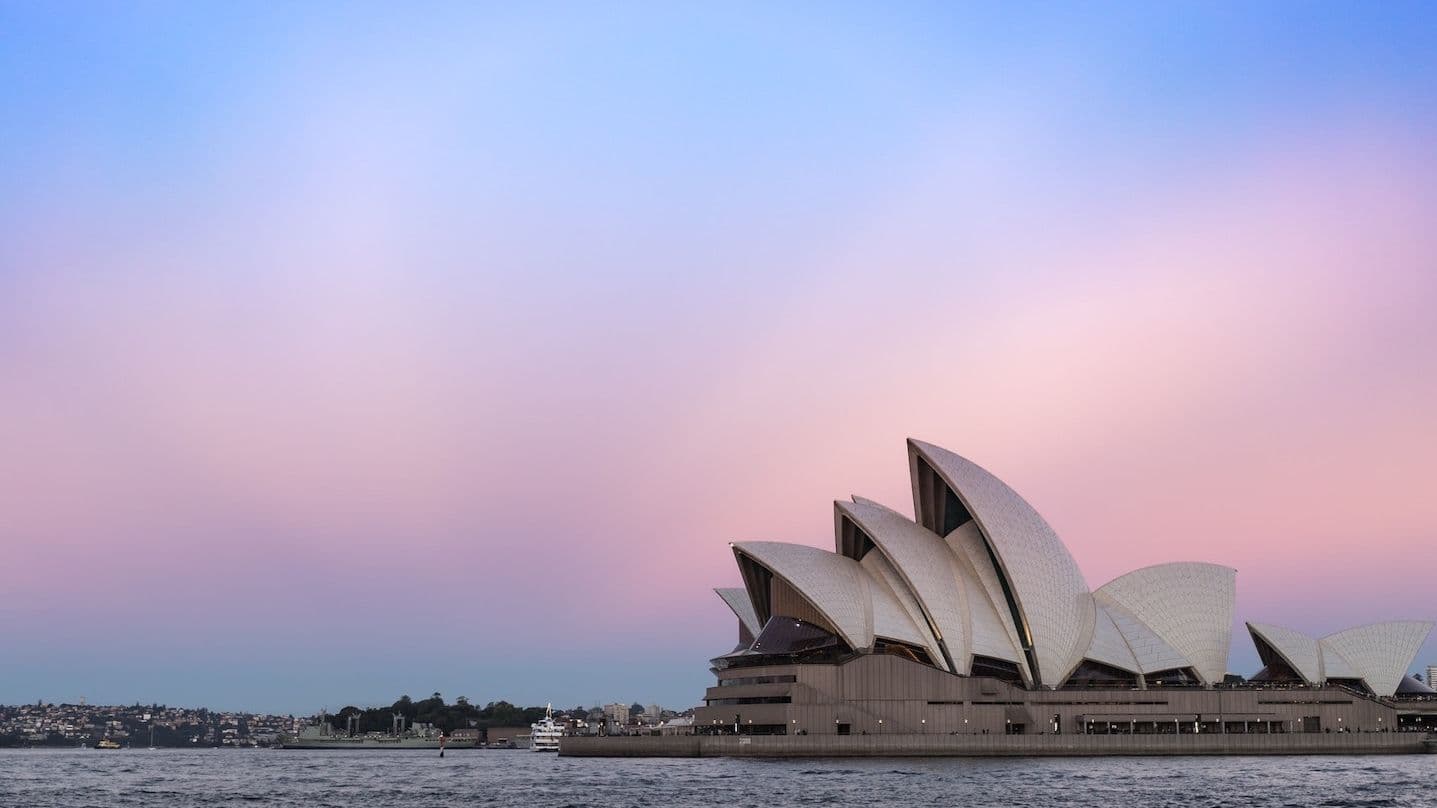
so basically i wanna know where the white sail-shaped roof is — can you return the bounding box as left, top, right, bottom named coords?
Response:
left=713, top=438, right=1436, bottom=700
left=1096, top=597, right=1192, bottom=673
left=908, top=440, right=1095, bottom=687
left=715, top=587, right=762, bottom=638
left=1084, top=603, right=1140, bottom=673
left=1318, top=643, right=1361, bottom=680
left=1248, top=623, right=1322, bottom=683
left=945, top=521, right=1029, bottom=675
left=731, top=541, right=930, bottom=654
left=837, top=498, right=972, bottom=672
left=1320, top=621, right=1435, bottom=697
left=1247, top=620, right=1433, bottom=696
left=1095, top=562, right=1235, bottom=684
left=859, top=550, right=942, bottom=656
left=732, top=542, right=874, bottom=650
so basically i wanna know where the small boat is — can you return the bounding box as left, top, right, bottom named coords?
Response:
left=530, top=704, right=562, bottom=752
left=95, top=739, right=122, bottom=750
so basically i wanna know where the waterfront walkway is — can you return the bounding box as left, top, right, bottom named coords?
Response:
left=561, top=731, right=1434, bottom=757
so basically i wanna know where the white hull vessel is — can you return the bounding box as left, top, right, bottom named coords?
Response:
left=530, top=704, right=562, bottom=752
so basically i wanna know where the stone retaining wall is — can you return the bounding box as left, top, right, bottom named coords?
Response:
left=560, top=732, right=1433, bottom=758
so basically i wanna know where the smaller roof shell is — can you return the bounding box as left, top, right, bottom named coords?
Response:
left=1320, top=621, right=1435, bottom=697
left=715, top=587, right=762, bottom=639
left=1247, top=621, right=1435, bottom=696
left=731, top=541, right=929, bottom=654
left=732, top=542, right=874, bottom=650
left=1247, top=623, right=1322, bottom=683
left=1096, top=562, right=1235, bottom=684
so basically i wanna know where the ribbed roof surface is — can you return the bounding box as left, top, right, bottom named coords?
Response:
left=732, top=541, right=875, bottom=650
left=1096, top=562, right=1235, bottom=684
left=908, top=440, right=1095, bottom=687
left=1095, top=596, right=1192, bottom=674
left=1248, top=623, right=1322, bottom=683
left=1320, top=621, right=1435, bottom=697
left=944, top=521, right=1028, bottom=672
left=1318, top=643, right=1361, bottom=680
left=1245, top=621, right=1434, bottom=696
left=1084, top=604, right=1140, bottom=673
left=714, top=587, right=762, bottom=638
left=838, top=498, right=973, bottom=672
left=859, top=550, right=940, bottom=654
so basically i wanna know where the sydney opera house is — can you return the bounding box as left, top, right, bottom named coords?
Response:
left=690, top=440, right=1436, bottom=740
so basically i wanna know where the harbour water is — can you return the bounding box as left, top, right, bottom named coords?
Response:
left=1, top=749, right=1431, bottom=807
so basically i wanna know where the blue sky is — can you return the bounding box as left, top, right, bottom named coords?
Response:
left=3, top=2, right=1436, bottom=712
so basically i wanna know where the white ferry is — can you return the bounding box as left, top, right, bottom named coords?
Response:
left=530, top=704, right=562, bottom=752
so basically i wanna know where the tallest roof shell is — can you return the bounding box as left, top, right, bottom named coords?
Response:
left=907, top=439, right=1096, bottom=687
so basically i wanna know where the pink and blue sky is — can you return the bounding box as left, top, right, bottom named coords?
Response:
left=2, top=2, right=1435, bottom=713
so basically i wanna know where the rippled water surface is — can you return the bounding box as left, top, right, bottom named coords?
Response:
left=1, top=749, right=1432, bottom=807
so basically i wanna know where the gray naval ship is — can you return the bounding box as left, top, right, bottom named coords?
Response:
left=281, top=712, right=478, bottom=750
